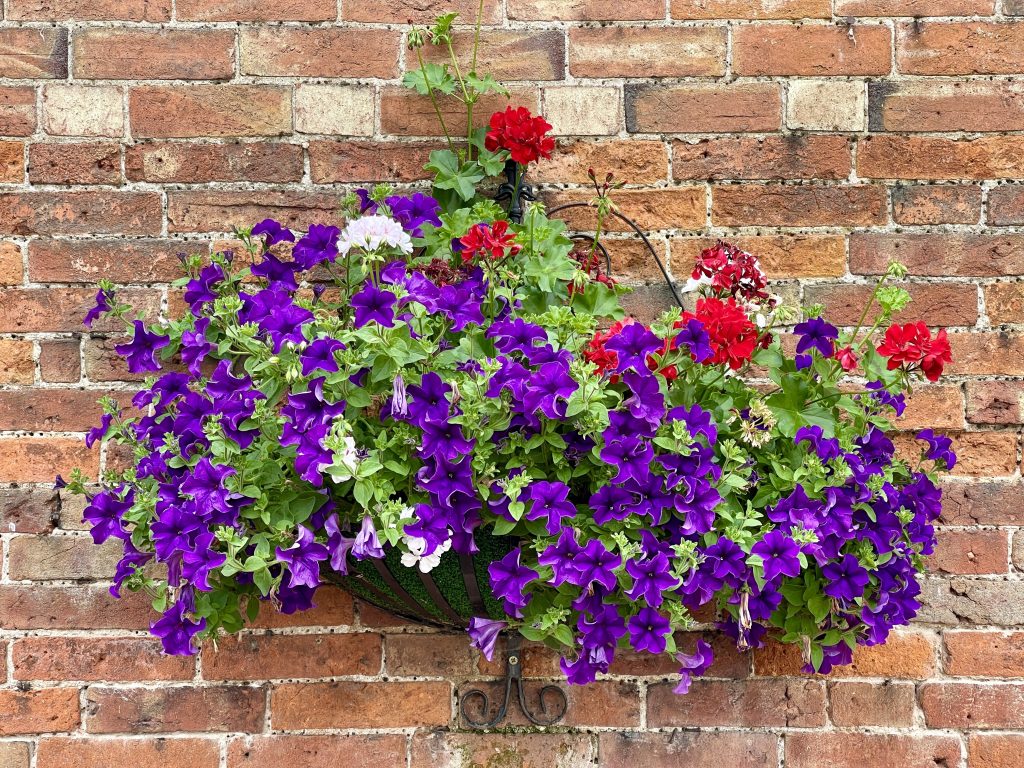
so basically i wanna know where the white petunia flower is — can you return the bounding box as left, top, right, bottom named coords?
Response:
left=338, top=215, right=413, bottom=256
left=400, top=536, right=452, bottom=573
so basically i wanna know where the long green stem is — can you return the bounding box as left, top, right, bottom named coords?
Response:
left=445, top=39, right=474, bottom=160
left=849, top=272, right=888, bottom=347
left=416, top=45, right=454, bottom=151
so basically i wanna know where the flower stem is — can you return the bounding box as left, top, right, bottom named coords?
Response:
left=416, top=46, right=454, bottom=152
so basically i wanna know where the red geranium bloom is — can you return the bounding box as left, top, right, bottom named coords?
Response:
left=459, top=220, right=520, bottom=263
left=584, top=319, right=632, bottom=379
left=692, top=241, right=773, bottom=307
left=836, top=346, right=859, bottom=372
left=921, top=329, right=952, bottom=382
left=877, top=322, right=952, bottom=382
left=684, top=297, right=758, bottom=370
left=485, top=107, right=555, bottom=165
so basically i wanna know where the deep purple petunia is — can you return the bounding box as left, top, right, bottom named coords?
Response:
left=251, top=251, right=299, bottom=290
left=625, top=552, right=678, bottom=608
left=674, top=638, right=713, bottom=694
left=324, top=514, right=356, bottom=575
left=622, top=370, right=666, bottom=425
left=151, top=506, right=203, bottom=561
left=468, top=617, right=507, bottom=661
left=538, top=526, right=583, bottom=587
left=85, top=412, right=114, bottom=449
left=488, top=548, right=538, bottom=616
left=275, top=525, right=329, bottom=589
left=667, top=404, right=718, bottom=444
left=605, top=323, right=661, bottom=373
left=83, top=488, right=133, bottom=544
left=822, top=553, right=870, bottom=602
left=150, top=589, right=206, bottom=656
left=795, top=425, right=841, bottom=462
left=252, top=218, right=295, bottom=247
left=578, top=604, right=627, bottom=648
left=181, top=458, right=235, bottom=518
left=182, top=530, right=226, bottom=592
left=794, top=317, right=839, bottom=358
left=301, top=337, right=346, bottom=376
left=352, top=516, right=385, bottom=560
left=293, top=224, right=341, bottom=270
left=523, top=480, right=576, bottom=535
left=261, top=300, right=314, bottom=353
left=567, top=539, right=621, bottom=591
left=110, top=539, right=152, bottom=598
left=589, top=485, right=633, bottom=526
left=521, top=362, right=577, bottom=420
left=628, top=607, right=671, bottom=654
left=351, top=283, right=397, bottom=328
left=675, top=318, right=713, bottom=363
left=180, top=317, right=213, bottom=375
left=387, top=192, right=442, bottom=238
left=751, top=529, right=802, bottom=582
left=419, top=420, right=474, bottom=461
left=915, top=428, right=957, bottom=469
left=83, top=287, right=114, bottom=328
left=600, top=436, right=654, bottom=485
left=184, top=263, right=226, bottom=312
left=114, top=320, right=170, bottom=374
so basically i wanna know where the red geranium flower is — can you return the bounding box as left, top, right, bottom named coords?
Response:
left=692, top=241, right=773, bottom=307
left=584, top=319, right=632, bottom=379
left=684, top=297, right=759, bottom=370
left=836, top=346, right=859, bottom=372
left=485, top=107, right=555, bottom=166
left=921, top=329, right=952, bottom=382
left=877, top=322, right=952, bottom=382
left=459, top=220, right=520, bottom=263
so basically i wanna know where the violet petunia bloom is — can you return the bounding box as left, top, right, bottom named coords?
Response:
left=567, top=539, right=621, bottom=591
left=85, top=412, right=114, bottom=449
left=419, top=420, right=474, bottom=461
left=488, top=548, right=538, bottom=616
left=114, top=320, right=170, bottom=374
left=292, top=224, right=340, bottom=270
left=351, top=283, right=397, bottom=328
left=151, top=506, right=203, bottom=560
left=628, top=607, right=671, bottom=654
left=352, top=516, right=385, bottom=560
left=667, top=404, right=718, bottom=444
left=251, top=251, right=299, bottom=290
left=751, top=529, right=802, bottom=582
left=83, top=287, right=114, bottom=328
left=605, top=323, right=662, bottom=373
left=252, top=218, right=295, bottom=247
left=181, top=457, right=235, bottom=518
left=794, top=317, right=839, bottom=358
left=184, top=262, right=226, bottom=311
left=261, top=300, right=314, bottom=353
left=675, top=318, right=713, bottom=363
left=916, top=429, right=957, bottom=469
left=301, top=338, right=346, bottom=376
left=538, top=526, right=583, bottom=587
left=578, top=604, right=627, bottom=649
left=589, top=485, right=633, bottom=526
left=182, top=530, right=226, bottom=592
left=623, top=370, right=666, bottom=425
left=521, top=362, right=577, bottom=420
left=387, top=192, right=442, bottom=238
left=795, top=425, right=841, bottom=462
left=110, top=539, right=152, bottom=598
left=324, top=514, right=355, bottom=575
left=822, top=553, right=870, bottom=602
left=673, top=638, right=714, bottom=694
left=467, top=617, right=507, bottom=662
left=180, top=317, right=213, bottom=375
left=150, top=590, right=206, bottom=656
left=625, top=552, right=678, bottom=608
left=524, top=480, right=577, bottom=534
left=83, top=488, right=133, bottom=544
left=275, top=525, right=329, bottom=589
left=600, top=436, right=654, bottom=485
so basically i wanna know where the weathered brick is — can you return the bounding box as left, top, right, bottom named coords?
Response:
left=0, top=742, right=29, bottom=768
left=786, top=733, right=961, bottom=768
left=893, top=184, right=982, bottom=225
left=756, top=632, right=937, bottom=678
left=543, top=86, right=622, bottom=136
left=74, top=29, right=234, bottom=80
left=735, top=25, right=891, bottom=76
left=0, top=584, right=154, bottom=629
left=385, top=633, right=482, bottom=677
left=14, top=637, right=194, bottom=681
left=898, top=22, right=1024, bottom=75
left=828, top=681, right=916, bottom=727
left=421, top=30, right=565, bottom=81
left=989, top=185, right=1024, bottom=227
left=86, top=686, right=265, bottom=733
left=343, top=0, right=501, bottom=23
left=786, top=79, right=865, bottom=131
left=986, top=283, right=1024, bottom=325
left=712, top=184, right=887, bottom=227
left=928, top=530, right=1009, bottom=575
left=970, top=734, right=1024, bottom=768
left=870, top=81, right=1024, bottom=133
left=241, top=27, right=398, bottom=78
left=671, top=0, right=830, bottom=17
left=251, top=586, right=355, bottom=629
left=380, top=87, right=539, bottom=137
left=29, top=239, right=194, bottom=283
left=804, top=283, right=978, bottom=328
left=0, top=192, right=162, bottom=237
left=647, top=679, right=826, bottom=727
left=0, top=141, right=24, bottom=183
left=967, top=382, right=1024, bottom=425
left=937, top=432, right=1018, bottom=477
left=0, top=240, right=22, bottom=285
left=168, top=191, right=345, bottom=234
left=532, top=139, right=668, bottom=184
left=43, top=85, right=123, bottom=137
left=228, top=735, right=408, bottom=768
left=203, top=633, right=381, bottom=680
left=626, top=83, right=782, bottom=133
left=36, top=738, right=220, bottom=768
left=544, top=188, right=706, bottom=232
left=177, top=0, right=335, bottom=20
left=29, top=142, right=121, bottom=185
left=600, top=731, right=779, bottom=768
left=0, top=87, right=37, bottom=136
left=949, top=333, right=1024, bottom=376
left=271, top=681, right=451, bottom=728
left=413, top=732, right=597, bottom=768
left=859, top=135, right=1024, bottom=180
left=673, top=235, right=846, bottom=278
left=126, top=142, right=303, bottom=184
left=8, top=534, right=121, bottom=580
left=509, top=0, right=663, bottom=19
left=920, top=578, right=1024, bottom=626
left=945, top=631, right=1024, bottom=678
left=940, top=482, right=1024, bottom=526
left=0, top=28, right=67, bottom=78
left=131, top=86, right=291, bottom=138
left=309, top=140, right=436, bottom=183
left=294, top=84, right=375, bottom=136
left=0, top=287, right=159, bottom=332
left=895, top=385, right=966, bottom=430
left=673, top=136, right=850, bottom=181
left=839, top=0, right=993, bottom=13
left=0, top=438, right=98, bottom=483
left=569, top=27, right=725, bottom=78
left=0, top=340, right=34, bottom=385
left=922, top=682, right=1024, bottom=728
left=0, top=488, right=60, bottom=533
left=0, top=688, right=79, bottom=735
left=9, top=0, right=169, bottom=20
left=851, top=233, right=1024, bottom=277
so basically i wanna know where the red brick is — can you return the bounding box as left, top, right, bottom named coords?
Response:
left=673, top=235, right=846, bottom=278
left=0, top=192, right=162, bottom=236
left=989, top=185, right=1024, bottom=226
left=928, top=530, right=1009, bottom=575
left=949, top=333, right=1024, bottom=376
left=859, top=135, right=1024, bottom=180
left=545, top=188, right=706, bottom=232
left=86, top=686, right=265, bottom=734
left=309, top=140, right=437, bottom=184
left=8, top=534, right=121, bottom=579
left=510, top=0, right=663, bottom=19
left=985, top=283, right=1024, bottom=324
left=271, top=681, right=451, bottom=729
left=29, top=143, right=121, bottom=185
left=894, top=185, right=982, bottom=225
left=0, top=141, right=24, bottom=183
left=533, top=139, right=669, bottom=184
left=126, top=142, right=302, bottom=184
left=0, top=688, right=79, bottom=735
left=839, top=0, right=993, bottom=12
left=648, top=679, right=825, bottom=727
left=786, top=733, right=961, bottom=768
left=870, top=81, right=1024, bottom=133
left=228, top=735, right=407, bottom=768
left=755, top=632, right=937, bottom=678
left=601, top=731, right=778, bottom=768
left=249, top=585, right=355, bottom=628
left=0, top=742, right=28, bottom=768
left=0, top=584, right=154, bottom=630
left=804, top=282, right=978, bottom=328
left=828, top=681, right=916, bottom=727
left=241, top=27, right=398, bottom=78
left=0, top=438, right=97, bottom=483
left=130, top=86, right=291, bottom=138
left=735, top=25, right=891, bottom=76
left=896, top=385, right=966, bottom=431
left=899, top=22, right=1024, bottom=75
left=14, top=637, right=194, bottom=681
left=920, top=579, right=1024, bottom=627
left=940, top=481, right=1024, bottom=526
left=168, top=191, right=345, bottom=234
left=74, top=29, right=234, bottom=80
left=851, top=233, right=1024, bottom=277
left=385, top=633, right=481, bottom=677
left=343, top=0, right=501, bottom=23
left=934, top=432, right=1017, bottom=477
left=673, top=135, right=850, bottom=181
left=0, top=28, right=67, bottom=78
left=945, top=631, right=1024, bottom=678
left=414, top=732, right=598, bottom=768
left=672, top=0, right=830, bottom=17
left=177, top=0, right=335, bottom=20
left=626, top=83, right=782, bottom=133
left=380, top=86, right=538, bottom=137
left=28, top=239, right=193, bottom=284
left=36, top=738, right=219, bottom=768
left=922, top=682, right=1024, bottom=728
left=967, top=382, right=1024, bottom=425
left=0, top=87, right=37, bottom=136
left=970, top=734, right=1024, bottom=768
left=0, top=287, right=159, bottom=332
left=203, top=633, right=381, bottom=680
left=9, top=0, right=169, bottom=20
left=420, top=30, right=565, bottom=81
left=712, top=184, right=887, bottom=227
left=569, top=27, right=725, bottom=78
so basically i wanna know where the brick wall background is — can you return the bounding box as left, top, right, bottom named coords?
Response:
left=0, top=0, right=1022, bottom=766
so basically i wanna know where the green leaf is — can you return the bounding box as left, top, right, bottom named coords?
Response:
left=402, top=63, right=457, bottom=96
left=425, top=150, right=485, bottom=201
left=253, top=567, right=272, bottom=597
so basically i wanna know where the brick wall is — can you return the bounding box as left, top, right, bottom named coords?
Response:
left=0, top=1, right=1022, bottom=766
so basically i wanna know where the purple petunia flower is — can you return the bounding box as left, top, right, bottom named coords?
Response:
left=795, top=425, right=841, bottom=462
left=605, top=323, right=661, bottom=373
left=85, top=412, right=114, bottom=449
left=182, top=530, right=226, bottom=592
left=110, top=539, right=152, bottom=598
left=252, top=218, right=295, bottom=247
left=301, top=338, right=346, bottom=376
left=324, top=514, right=356, bottom=575
left=794, top=317, right=839, bottom=358
left=675, top=318, right=713, bottom=363
left=181, top=458, right=235, bottom=518
left=468, top=617, right=507, bottom=662
left=83, top=287, right=114, bottom=328
left=83, top=488, right=132, bottom=544
left=667, top=404, right=718, bottom=444
left=625, top=552, right=678, bottom=608
left=276, top=525, right=329, bottom=590
left=622, top=370, right=666, bottom=425
left=488, top=548, right=538, bottom=616
left=184, top=263, right=225, bottom=312
left=151, top=589, right=206, bottom=656
left=351, top=283, right=397, bottom=328
left=538, top=526, right=583, bottom=587
left=524, top=480, right=576, bottom=535
left=352, top=516, right=385, bottom=560
left=114, top=320, right=170, bottom=374
left=567, top=539, right=621, bottom=591
left=180, top=317, right=213, bottom=375
left=751, top=529, right=802, bottom=582
left=916, top=429, right=957, bottom=469
left=387, top=192, right=442, bottom=238
left=151, top=506, right=203, bottom=561
left=261, top=300, right=314, bottom=353
left=521, top=362, right=577, bottom=420
left=293, top=224, right=340, bottom=270
left=578, top=604, right=627, bottom=649
left=251, top=251, right=299, bottom=290
left=674, top=638, right=713, bottom=694
left=628, top=607, right=671, bottom=654
left=822, top=553, right=870, bottom=602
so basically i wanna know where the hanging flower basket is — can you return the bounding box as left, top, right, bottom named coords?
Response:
left=63, top=8, right=956, bottom=696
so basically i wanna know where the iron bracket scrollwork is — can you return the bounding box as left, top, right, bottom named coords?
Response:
left=458, top=634, right=568, bottom=728
left=494, top=159, right=537, bottom=225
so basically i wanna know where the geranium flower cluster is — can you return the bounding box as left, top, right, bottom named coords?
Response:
left=68, top=97, right=953, bottom=692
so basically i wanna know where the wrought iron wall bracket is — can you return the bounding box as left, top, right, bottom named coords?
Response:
left=458, top=634, right=568, bottom=728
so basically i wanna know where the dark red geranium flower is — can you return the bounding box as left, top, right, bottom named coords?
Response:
left=683, top=297, right=759, bottom=370
left=877, top=322, right=952, bottom=382
left=692, top=241, right=773, bottom=306
left=485, top=107, right=555, bottom=165
left=459, top=220, right=520, bottom=263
